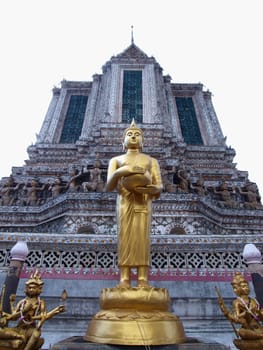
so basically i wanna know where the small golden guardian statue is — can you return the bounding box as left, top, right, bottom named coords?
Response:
left=85, top=120, right=185, bottom=345
left=216, top=272, right=263, bottom=350
left=0, top=270, right=65, bottom=350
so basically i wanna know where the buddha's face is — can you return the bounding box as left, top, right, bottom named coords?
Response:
left=123, top=129, right=143, bottom=150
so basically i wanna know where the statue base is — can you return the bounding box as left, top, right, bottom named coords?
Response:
left=52, top=336, right=229, bottom=350
left=85, top=286, right=185, bottom=345
left=85, top=311, right=185, bottom=345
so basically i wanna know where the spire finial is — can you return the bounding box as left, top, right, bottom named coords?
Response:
left=130, top=118, right=136, bottom=128
left=131, top=25, right=134, bottom=45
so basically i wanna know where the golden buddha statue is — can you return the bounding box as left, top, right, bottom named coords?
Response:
left=217, top=272, right=263, bottom=349
left=0, top=270, right=65, bottom=350
left=85, top=120, right=185, bottom=345
left=106, top=119, right=162, bottom=288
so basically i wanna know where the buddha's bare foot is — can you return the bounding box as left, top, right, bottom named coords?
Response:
left=117, top=280, right=130, bottom=288
left=137, top=280, right=150, bottom=288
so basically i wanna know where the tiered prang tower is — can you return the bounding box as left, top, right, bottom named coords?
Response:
left=0, top=40, right=262, bottom=346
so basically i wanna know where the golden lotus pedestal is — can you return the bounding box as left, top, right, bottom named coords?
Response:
left=52, top=285, right=229, bottom=349
left=85, top=286, right=186, bottom=345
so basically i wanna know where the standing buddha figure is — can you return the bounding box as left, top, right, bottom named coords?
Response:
left=106, top=119, right=163, bottom=288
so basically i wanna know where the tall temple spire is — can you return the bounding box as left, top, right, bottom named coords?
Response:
left=131, top=25, right=134, bottom=45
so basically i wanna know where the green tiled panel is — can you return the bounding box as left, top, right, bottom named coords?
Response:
left=60, top=95, right=88, bottom=144
left=176, top=97, right=203, bottom=145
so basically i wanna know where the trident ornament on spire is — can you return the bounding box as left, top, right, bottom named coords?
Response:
left=131, top=25, right=134, bottom=45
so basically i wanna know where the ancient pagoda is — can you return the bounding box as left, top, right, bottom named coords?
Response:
left=0, top=40, right=262, bottom=346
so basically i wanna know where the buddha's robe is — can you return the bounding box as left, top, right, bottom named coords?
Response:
left=112, top=153, right=162, bottom=267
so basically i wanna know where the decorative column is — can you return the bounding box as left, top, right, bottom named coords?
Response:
left=1, top=241, right=29, bottom=313
left=242, top=243, right=263, bottom=306
left=79, top=74, right=101, bottom=139
left=36, top=87, right=61, bottom=143
left=44, top=84, right=67, bottom=143
left=164, top=75, right=184, bottom=140
left=203, top=91, right=226, bottom=145
left=142, top=64, right=158, bottom=123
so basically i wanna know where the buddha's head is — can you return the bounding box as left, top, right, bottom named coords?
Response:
left=122, top=119, right=144, bottom=151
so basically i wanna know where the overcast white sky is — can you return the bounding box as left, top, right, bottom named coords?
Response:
left=0, top=0, right=263, bottom=195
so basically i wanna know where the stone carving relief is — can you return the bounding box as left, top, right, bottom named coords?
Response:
left=0, top=164, right=106, bottom=206
left=160, top=164, right=262, bottom=210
